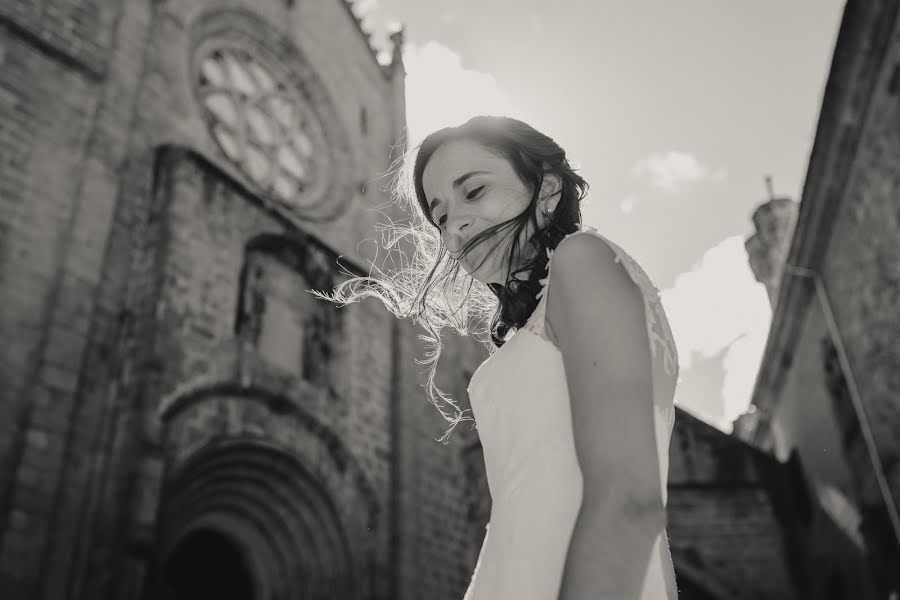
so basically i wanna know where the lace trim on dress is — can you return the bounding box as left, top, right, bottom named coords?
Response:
left=522, top=225, right=679, bottom=378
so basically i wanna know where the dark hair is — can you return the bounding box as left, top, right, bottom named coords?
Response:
left=310, top=116, right=588, bottom=443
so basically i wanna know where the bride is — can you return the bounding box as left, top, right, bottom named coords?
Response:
left=315, top=115, right=680, bottom=599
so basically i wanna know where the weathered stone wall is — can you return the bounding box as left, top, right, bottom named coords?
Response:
left=668, top=410, right=805, bottom=599
left=819, top=8, right=900, bottom=524
left=0, top=1, right=496, bottom=598
left=0, top=1, right=141, bottom=596
left=739, top=2, right=900, bottom=597
left=0, top=0, right=822, bottom=599
left=751, top=295, right=882, bottom=598
left=814, top=9, right=900, bottom=592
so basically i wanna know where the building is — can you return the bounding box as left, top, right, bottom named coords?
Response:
left=0, top=2, right=444, bottom=597
left=736, top=1, right=900, bottom=598
left=0, top=1, right=838, bottom=599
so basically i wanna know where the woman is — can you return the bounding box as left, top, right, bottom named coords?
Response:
left=314, top=116, right=680, bottom=599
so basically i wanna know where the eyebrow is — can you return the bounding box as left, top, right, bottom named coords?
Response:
left=428, top=170, right=491, bottom=218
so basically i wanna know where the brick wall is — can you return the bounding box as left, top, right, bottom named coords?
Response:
left=0, top=1, right=818, bottom=599
left=668, top=410, right=803, bottom=599
left=392, top=322, right=490, bottom=600
left=0, top=3, right=128, bottom=596
left=815, top=8, right=900, bottom=592
left=737, top=2, right=900, bottom=598
left=819, top=6, right=900, bottom=517
left=0, top=0, right=478, bottom=598
left=0, top=0, right=117, bottom=79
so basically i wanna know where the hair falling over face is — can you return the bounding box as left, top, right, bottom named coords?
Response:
left=308, top=115, right=588, bottom=443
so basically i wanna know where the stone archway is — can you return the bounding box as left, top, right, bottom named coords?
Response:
left=161, top=528, right=256, bottom=600
left=151, top=437, right=371, bottom=600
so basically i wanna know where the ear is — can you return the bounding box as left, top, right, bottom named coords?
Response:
left=540, top=173, right=563, bottom=212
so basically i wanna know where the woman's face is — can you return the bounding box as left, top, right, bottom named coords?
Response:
left=422, top=138, right=558, bottom=285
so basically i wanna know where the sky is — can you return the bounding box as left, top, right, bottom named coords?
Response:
left=354, top=0, right=846, bottom=431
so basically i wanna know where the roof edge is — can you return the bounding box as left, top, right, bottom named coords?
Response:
left=747, top=0, right=899, bottom=428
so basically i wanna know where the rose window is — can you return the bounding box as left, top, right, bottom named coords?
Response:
left=195, top=47, right=328, bottom=208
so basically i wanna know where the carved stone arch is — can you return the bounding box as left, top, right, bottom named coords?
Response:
left=159, top=385, right=381, bottom=533
left=158, top=517, right=270, bottom=600
left=162, top=452, right=334, bottom=580
left=164, top=440, right=349, bottom=584
left=186, top=6, right=356, bottom=222
left=155, top=435, right=376, bottom=600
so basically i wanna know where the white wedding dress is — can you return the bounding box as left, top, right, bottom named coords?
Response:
left=462, top=224, right=680, bottom=599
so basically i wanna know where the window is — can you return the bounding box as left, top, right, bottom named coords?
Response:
left=195, top=47, right=327, bottom=209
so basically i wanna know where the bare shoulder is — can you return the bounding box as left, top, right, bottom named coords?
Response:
left=544, top=231, right=645, bottom=349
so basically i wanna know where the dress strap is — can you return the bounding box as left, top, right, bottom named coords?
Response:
left=521, top=225, right=679, bottom=378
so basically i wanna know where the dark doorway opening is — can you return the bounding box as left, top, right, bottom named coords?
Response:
left=162, top=528, right=255, bottom=600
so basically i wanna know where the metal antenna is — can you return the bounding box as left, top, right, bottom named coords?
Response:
left=764, top=175, right=775, bottom=201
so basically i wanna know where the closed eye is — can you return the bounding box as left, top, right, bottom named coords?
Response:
left=438, top=186, right=484, bottom=229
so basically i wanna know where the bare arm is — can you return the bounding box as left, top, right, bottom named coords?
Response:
left=546, top=233, right=670, bottom=600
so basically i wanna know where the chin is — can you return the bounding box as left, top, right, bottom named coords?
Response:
left=467, top=256, right=499, bottom=285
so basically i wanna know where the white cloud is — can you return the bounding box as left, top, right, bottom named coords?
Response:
left=351, top=0, right=379, bottom=17
left=350, top=0, right=379, bottom=34
left=402, top=41, right=535, bottom=147
left=376, top=49, right=392, bottom=66
left=632, top=151, right=726, bottom=193
left=620, top=195, right=638, bottom=215
left=660, top=236, right=771, bottom=429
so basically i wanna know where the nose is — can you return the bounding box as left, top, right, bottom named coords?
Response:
left=446, top=217, right=472, bottom=257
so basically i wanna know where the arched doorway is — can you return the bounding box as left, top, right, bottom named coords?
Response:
left=161, top=528, right=256, bottom=600
left=152, top=438, right=371, bottom=599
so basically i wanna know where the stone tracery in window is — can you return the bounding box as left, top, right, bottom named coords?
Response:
left=195, top=46, right=328, bottom=210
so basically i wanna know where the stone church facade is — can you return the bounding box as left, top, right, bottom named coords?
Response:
left=0, top=2, right=429, bottom=597
left=0, top=1, right=859, bottom=599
